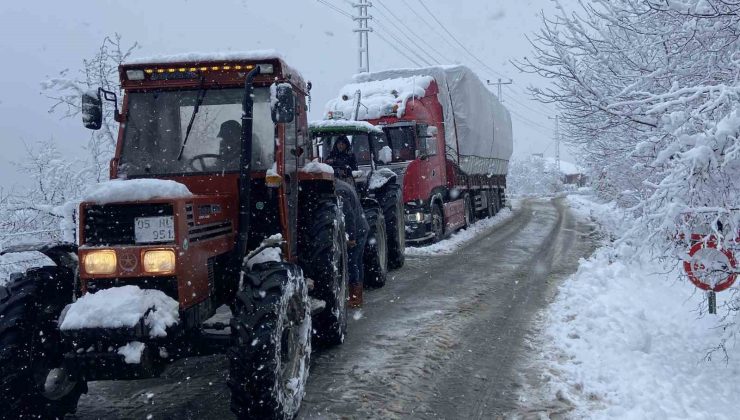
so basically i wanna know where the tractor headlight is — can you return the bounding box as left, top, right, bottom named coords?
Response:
left=143, top=250, right=176, bottom=274
left=84, top=250, right=117, bottom=275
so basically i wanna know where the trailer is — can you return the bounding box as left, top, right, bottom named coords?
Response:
left=325, top=66, right=513, bottom=243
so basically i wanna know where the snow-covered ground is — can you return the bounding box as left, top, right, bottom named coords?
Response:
left=405, top=206, right=515, bottom=256
left=529, top=192, right=740, bottom=419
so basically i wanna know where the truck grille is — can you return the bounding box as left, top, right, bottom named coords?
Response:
left=83, top=203, right=175, bottom=246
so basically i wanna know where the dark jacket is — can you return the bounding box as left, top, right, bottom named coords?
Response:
left=334, top=179, right=369, bottom=242
left=326, top=139, right=358, bottom=174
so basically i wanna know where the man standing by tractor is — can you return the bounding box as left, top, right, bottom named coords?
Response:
left=335, top=178, right=369, bottom=307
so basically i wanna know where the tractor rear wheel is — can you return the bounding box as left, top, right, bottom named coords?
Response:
left=228, top=262, right=311, bottom=420
left=302, top=198, right=348, bottom=347
left=0, top=266, right=85, bottom=419
left=378, top=182, right=405, bottom=269
left=363, top=206, right=388, bottom=288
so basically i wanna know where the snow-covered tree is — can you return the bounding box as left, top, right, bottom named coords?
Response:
left=508, top=155, right=563, bottom=196
left=519, top=0, right=740, bottom=346
left=42, top=33, right=138, bottom=182
left=0, top=34, right=138, bottom=249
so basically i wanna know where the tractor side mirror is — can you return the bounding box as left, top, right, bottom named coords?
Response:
left=82, top=89, right=103, bottom=130
left=271, top=83, right=295, bottom=124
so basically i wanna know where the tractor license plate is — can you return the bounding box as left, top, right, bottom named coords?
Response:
left=134, top=216, right=175, bottom=243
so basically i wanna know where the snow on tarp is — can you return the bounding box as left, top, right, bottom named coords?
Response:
left=325, top=76, right=434, bottom=121
left=301, top=159, right=334, bottom=175
left=309, top=119, right=383, bottom=134
left=83, top=179, right=193, bottom=204
left=343, top=65, right=513, bottom=175
left=59, top=285, right=179, bottom=338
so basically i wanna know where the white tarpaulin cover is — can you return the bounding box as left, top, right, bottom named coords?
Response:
left=347, top=66, right=513, bottom=175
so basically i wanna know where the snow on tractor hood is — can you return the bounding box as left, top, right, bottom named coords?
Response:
left=83, top=179, right=193, bottom=204
left=324, top=75, right=434, bottom=120
left=59, top=285, right=179, bottom=338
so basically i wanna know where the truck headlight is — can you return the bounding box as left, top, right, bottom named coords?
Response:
left=143, top=250, right=176, bottom=274
left=84, top=250, right=117, bottom=275
left=406, top=212, right=425, bottom=223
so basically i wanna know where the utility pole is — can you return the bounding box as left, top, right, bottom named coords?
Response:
left=353, top=0, right=373, bottom=73
left=548, top=115, right=561, bottom=173
left=487, top=78, right=513, bottom=102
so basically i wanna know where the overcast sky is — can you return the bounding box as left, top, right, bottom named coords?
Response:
left=0, top=0, right=569, bottom=188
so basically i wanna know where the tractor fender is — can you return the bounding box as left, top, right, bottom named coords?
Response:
left=0, top=242, right=78, bottom=272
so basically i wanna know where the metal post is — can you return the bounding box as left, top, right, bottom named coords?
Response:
left=354, top=0, right=373, bottom=73
left=487, top=78, right=513, bottom=102
left=547, top=115, right=561, bottom=174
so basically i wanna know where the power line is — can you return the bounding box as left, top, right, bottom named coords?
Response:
left=503, top=85, right=553, bottom=115
left=372, top=5, right=439, bottom=65
left=372, top=20, right=435, bottom=66
left=374, top=31, right=424, bottom=67
left=317, top=0, right=352, bottom=18
left=508, top=107, right=555, bottom=132
left=374, top=0, right=451, bottom=65
left=416, top=0, right=510, bottom=80
left=399, top=0, right=462, bottom=58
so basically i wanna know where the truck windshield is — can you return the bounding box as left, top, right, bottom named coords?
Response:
left=383, top=126, right=416, bottom=162
left=119, top=87, right=274, bottom=177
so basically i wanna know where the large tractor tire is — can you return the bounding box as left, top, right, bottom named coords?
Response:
left=363, top=206, right=388, bottom=289
left=378, top=182, right=405, bottom=269
left=228, top=261, right=311, bottom=420
left=0, top=266, right=86, bottom=419
left=301, top=198, right=348, bottom=347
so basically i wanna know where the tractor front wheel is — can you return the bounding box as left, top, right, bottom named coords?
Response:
left=0, top=267, right=85, bottom=419
left=228, top=262, right=311, bottom=419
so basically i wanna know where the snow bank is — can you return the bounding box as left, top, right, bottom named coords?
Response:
left=325, top=76, right=433, bottom=121
left=535, top=193, right=740, bottom=419
left=60, top=285, right=179, bottom=337
left=406, top=208, right=514, bottom=256
left=309, top=119, right=383, bottom=133
left=301, top=159, right=334, bottom=175
left=83, top=179, right=192, bottom=204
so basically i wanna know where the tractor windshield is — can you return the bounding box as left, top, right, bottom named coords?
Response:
left=119, top=87, right=274, bottom=176
left=318, top=132, right=388, bottom=166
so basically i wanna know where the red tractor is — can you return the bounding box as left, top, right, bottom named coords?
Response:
left=0, top=52, right=348, bottom=419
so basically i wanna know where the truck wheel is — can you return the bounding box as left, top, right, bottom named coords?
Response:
left=0, top=267, right=85, bottom=419
left=228, top=262, right=311, bottom=420
left=464, top=194, right=474, bottom=227
left=431, top=203, right=445, bottom=242
left=363, top=206, right=388, bottom=288
left=302, top=198, right=348, bottom=347
left=379, top=183, right=405, bottom=269
left=486, top=190, right=496, bottom=217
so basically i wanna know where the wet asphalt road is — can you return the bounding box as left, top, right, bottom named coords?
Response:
left=70, top=197, right=597, bottom=420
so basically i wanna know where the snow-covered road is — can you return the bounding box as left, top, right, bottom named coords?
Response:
left=70, top=198, right=598, bottom=419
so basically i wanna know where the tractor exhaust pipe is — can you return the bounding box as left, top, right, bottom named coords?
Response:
left=235, top=66, right=261, bottom=270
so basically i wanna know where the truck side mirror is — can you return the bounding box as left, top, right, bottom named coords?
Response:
left=82, top=89, right=103, bottom=130
left=271, top=83, right=295, bottom=124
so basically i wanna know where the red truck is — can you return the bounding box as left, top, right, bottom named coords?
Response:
left=324, top=66, right=513, bottom=243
